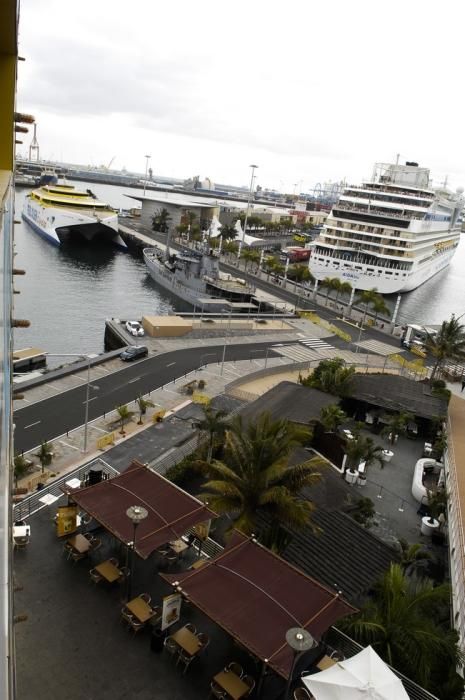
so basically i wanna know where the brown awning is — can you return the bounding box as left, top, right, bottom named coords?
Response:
left=161, top=531, right=357, bottom=678
left=68, top=461, right=216, bottom=559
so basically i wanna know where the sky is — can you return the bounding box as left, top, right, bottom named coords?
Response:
left=15, top=0, right=465, bottom=193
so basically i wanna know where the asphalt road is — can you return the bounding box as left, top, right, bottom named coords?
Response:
left=13, top=341, right=281, bottom=453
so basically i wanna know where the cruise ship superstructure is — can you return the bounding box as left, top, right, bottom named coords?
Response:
left=22, top=183, right=125, bottom=248
left=310, top=162, right=464, bottom=293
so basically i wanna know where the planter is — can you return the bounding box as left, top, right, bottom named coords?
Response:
left=421, top=516, right=439, bottom=536
left=381, top=449, right=394, bottom=463
left=357, top=475, right=367, bottom=487
left=345, top=469, right=358, bottom=485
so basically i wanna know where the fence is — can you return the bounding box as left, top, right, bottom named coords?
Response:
left=13, top=458, right=118, bottom=522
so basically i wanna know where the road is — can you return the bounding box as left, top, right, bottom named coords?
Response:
left=13, top=340, right=282, bottom=453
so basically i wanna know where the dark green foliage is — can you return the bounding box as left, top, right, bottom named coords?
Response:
left=300, top=357, right=355, bottom=397
left=346, top=496, right=375, bottom=527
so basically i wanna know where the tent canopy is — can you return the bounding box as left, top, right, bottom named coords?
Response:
left=161, top=531, right=356, bottom=678
left=68, top=461, right=216, bottom=559
left=303, top=645, right=409, bottom=700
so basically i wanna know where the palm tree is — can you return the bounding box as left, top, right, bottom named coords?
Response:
left=116, top=404, right=134, bottom=435
left=197, top=412, right=324, bottom=536
left=240, top=248, right=260, bottom=270
left=381, top=411, right=413, bottom=444
left=321, top=277, right=338, bottom=305
left=397, top=538, right=431, bottom=576
left=319, top=404, right=347, bottom=433
left=288, top=265, right=314, bottom=285
left=198, top=406, right=228, bottom=462
left=151, top=207, right=171, bottom=233
left=334, top=280, right=352, bottom=306
left=136, top=395, right=155, bottom=424
left=425, top=315, right=465, bottom=382
left=220, top=224, right=237, bottom=242
left=345, top=433, right=384, bottom=473
left=354, top=288, right=379, bottom=326
left=341, top=564, right=463, bottom=692
left=13, top=453, right=29, bottom=486
left=36, top=441, right=53, bottom=474
left=372, top=295, right=392, bottom=325
left=305, top=357, right=355, bottom=397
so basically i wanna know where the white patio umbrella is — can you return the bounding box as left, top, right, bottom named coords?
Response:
left=302, top=646, right=409, bottom=700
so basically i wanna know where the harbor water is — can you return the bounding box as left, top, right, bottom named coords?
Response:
left=13, top=181, right=465, bottom=363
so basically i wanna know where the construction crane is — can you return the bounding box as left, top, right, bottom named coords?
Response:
left=106, top=156, right=115, bottom=170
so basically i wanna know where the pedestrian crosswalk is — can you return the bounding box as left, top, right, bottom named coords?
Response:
left=298, top=337, right=335, bottom=351
left=354, top=339, right=400, bottom=356
left=273, top=343, right=362, bottom=365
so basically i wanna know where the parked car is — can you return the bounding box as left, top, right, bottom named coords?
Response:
left=125, top=320, right=144, bottom=337
left=119, top=346, right=148, bottom=362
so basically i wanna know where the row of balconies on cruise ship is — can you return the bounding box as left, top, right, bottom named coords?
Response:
left=347, top=183, right=435, bottom=201
left=342, top=190, right=433, bottom=210
left=334, top=201, right=425, bottom=221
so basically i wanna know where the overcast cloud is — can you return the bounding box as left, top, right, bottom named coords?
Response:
left=16, top=0, right=465, bottom=192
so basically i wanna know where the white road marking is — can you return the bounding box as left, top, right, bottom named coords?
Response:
left=58, top=440, right=80, bottom=451
left=82, top=396, right=99, bottom=404
left=166, top=362, right=176, bottom=367
left=128, top=377, right=140, bottom=384
left=24, top=420, right=40, bottom=429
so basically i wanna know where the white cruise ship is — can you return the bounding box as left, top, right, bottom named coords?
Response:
left=22, top=183, right=126, bottom=248
left=310, top=161, right=464, bottom=294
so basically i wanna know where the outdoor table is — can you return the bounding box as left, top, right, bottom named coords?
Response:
left=125, top=597, right=155, bottom=624
left=67, top=533, right=91, bottom=554
left=213, top=670, right=249, bottom=700
left=171, top=626, right=202, bottom=657
left=169, top=539, right=188, bottom=555
left=316, top=655, right=337, bottom=671
left=95, top=559, right=122, bottom=583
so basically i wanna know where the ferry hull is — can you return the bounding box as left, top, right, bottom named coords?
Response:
left=22, top=200, right=126, bottom=249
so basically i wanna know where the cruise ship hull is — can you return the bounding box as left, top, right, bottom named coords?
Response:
left=22, top=198, right=126, bottom=248
left=311, top=244, right=458, bottom=294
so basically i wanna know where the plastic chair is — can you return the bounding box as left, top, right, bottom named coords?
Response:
left=163, top=552, right=178, bottom=569
left=227, top=661, right=244, bottom=677
left=163, top=635, right=179, bottom=661
left=294, top=688, right=313, bottom=700
left=139, top=592, right=151, bottom=604
left=71, top=550, right=87, bottom=564
left=176, top=648, right=196, bottom=674
left=118, top=566, right=130, bottom=583
left=89, top=568, right=102, bottom=584
left=243, top=675, right=256, bottom=697
left=197, top=632, right=210, bottom=653
left=120, top=607, right=134, bottom=627
left=185, top=622, right=196, bottom=634
left=210, top=680, right=226, bottom=699
left=109, top=557, right=119, bottom=567
left=129, top=617, right=146, bottom=635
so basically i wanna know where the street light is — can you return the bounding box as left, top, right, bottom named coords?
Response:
left=45, top=353, right=97, bottom=453
left=126, top=505, right=148, bottom=600
left=143, top=154, right=151, bottom=196
left=238, top=164, right=258, bottom=258
left=284, top=627, right=317, bottom=699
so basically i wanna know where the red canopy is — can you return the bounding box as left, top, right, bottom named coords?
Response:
left=69, top=461, right=216, bottom=559
left=162, top=531, right=357, bottom=678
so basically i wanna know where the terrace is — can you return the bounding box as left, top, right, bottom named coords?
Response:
left=14, top=463, right=355, bottom=700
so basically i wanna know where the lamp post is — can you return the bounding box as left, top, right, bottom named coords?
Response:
left=284, top=627, right=316, bottom=700
left=45, top=353, right=97, bottom=453
left=238, top=164, right=258, bottom=258
left=126, top=505, right=148, bottom=600
left=143, top=154, right=151, bottom=196
left=220, top=304, right=233, bottom=376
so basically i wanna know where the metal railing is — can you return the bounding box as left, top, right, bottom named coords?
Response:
left=325, top=628, right=439, bottom=700
left=12, top=458, right=118, bottom=522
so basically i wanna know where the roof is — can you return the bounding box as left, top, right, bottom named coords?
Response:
left=348, top=374, right=448, bottom=420
left=68, top=461, right=216, bottom=559
left=239, top=382, right=338, bottom=425
left=281, top=509, right=398, bottom=602
left=161, top=531, right=356, bottom=679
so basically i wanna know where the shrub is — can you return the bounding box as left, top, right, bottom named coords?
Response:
left=198, top=379, right=206, bottom=389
